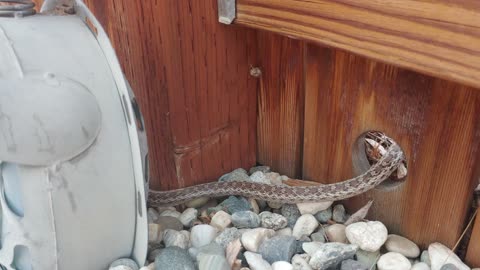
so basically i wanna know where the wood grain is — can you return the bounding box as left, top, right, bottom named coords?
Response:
left=235, top=0, right=480, bottom=89
left=83, top=0, right=258, bottom=190
left=256, top=32, right=305, bottom=178
left=303, top=45, right=480, bottom=247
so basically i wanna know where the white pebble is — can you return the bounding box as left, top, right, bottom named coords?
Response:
left=110, top=267, right=133, bottom=270
left=140, top=263, right=155, bottom=270
left=272, top=261, right=293, bottom=270
left=325, top=224, right=347, bottom=243
left=190, top=224, right=218, bottom=248
left=250, top=171, right=271, bottom=184
left=411, top=262, right=431, bottom=270
left=148, top=223, right=163, bottom=244
left=345, top=221, right=388, bottom=252
left=179, top=208, right=198, bottom=227
left=302, top=242, right=324, bottom=256
left=249, top=198, right=260, bottom=214
left=163, top=229, right=189, bottom=249
left=377, top=252, right=411, bottom=270
left=276, top=228, right=292, bottom=237
left=292, top=214, right=319, bottom=240
left=296, top=202, right=333, bottom=215
left=428, top=242, right=469, bottom=270
left=241, top=228, right=276, bottom=252
left=210, top=210, right=232, bottom=230
left=385, top=234, right=420, bottom=258
left=160, top=209, right=182, bottom=218
left=244, top=251, right=273, bottom=270
left=292, top=254, right=312, bottom=270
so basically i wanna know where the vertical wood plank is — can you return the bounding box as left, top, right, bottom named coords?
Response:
left=84, top=0, right=258, bottom=190
left=303, top=45, right=480, bottom=247
left=256, top=32, right=305, bottom=177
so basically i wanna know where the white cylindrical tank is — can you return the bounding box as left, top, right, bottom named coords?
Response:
left=0, top=1, right=148, bottom=269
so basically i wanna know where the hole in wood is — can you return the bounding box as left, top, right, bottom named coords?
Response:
left=352, top=131, right=407, bottom=191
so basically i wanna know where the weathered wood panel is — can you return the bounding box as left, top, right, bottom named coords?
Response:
left=256, top=32, right=305, bottom=178
left=466, top=213, right=480, bottom=267
left=303, top=45, right=480, bottom=247
left=236, top=0, right=480, bottom=89
left=83, top=0, right=258, bottom=190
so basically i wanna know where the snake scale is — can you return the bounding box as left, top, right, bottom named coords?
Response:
left=148, top=140, right=405, bottom=207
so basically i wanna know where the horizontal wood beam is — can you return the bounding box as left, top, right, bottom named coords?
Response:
left=235, top=0, right=480, bottom=89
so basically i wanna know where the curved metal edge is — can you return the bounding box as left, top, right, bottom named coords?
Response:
left=73, top=1, right=148, bottom=266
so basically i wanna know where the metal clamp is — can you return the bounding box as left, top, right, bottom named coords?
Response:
left=218, top=0, right=235, bottom=24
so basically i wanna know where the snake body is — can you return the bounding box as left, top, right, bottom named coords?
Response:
left=148, top=142, right=405, bottom=207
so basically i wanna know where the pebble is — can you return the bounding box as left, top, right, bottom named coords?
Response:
left=377, top=252, right=412, bottom=270
left=244, top=251, right=273, bottom=270
left=384, top=234, right=420, bottom=258
left=160, top=209, right=182, bottom=219
left=190, top=224, right=218, bottom=248
left=148, top=208, right=160, bottom=223
left=214, top=196, right=252, bottom=214
left=308, top=243, right=358, bottom=270
left=148, top=249, right=162, bottom=262
left=185, top=197, right=210, bottom=208
left=140, top=263, right=155, bottom=270
left=210, top=210, right=232, bottom=230
left=219, top=168, right=250, bottom=182
left=215, top=227, right=242, bottom=248
left=302, top=242, right=324, bottom=256
left=241, top=228, right=276, bottom=252
left=198, top=254, right=230, bottom=270
left=276, top=228, right=293, bottom=237
left=325, top=224, right=347, bottom=243
left=420, top=250, right=431, bottom=266
left=268, top=201, right=284, bottom=209
left=411, top=262, right=431, bottom=270
left=109, top=258, right=139, bottom=270
left=250, top=166, right=271, bottom=175
left=272, top=261, right=293, bottom=270
left=163, top=229, right=190, bottom=249
left=356, top=249, right=380, bottom=270
left=249, top=198, right=261, bottom=214
left=314, top=207, right=332, bottom=223
left=232, top=211, right=261, bottom=228
left=259, top=211, right=288, bottom=230
left=440, top=264, right=459, bottom=270
left=310, top=231, right=326, bottom=243
left=250, top=171, right=271, bottom=184
left=197, top=242, right=225, bottom=258
left=148, top=223, right=163, bottom=244
left=155, top=216, right=184, bottom=231
left=345, top=221, right=388, bottom=252
left=428, top=243, right=469, bottom=270
left=179, top=208, right=198, bottom=227
left=291, top=254, right=312, bottom=270
left=296, top=235, right=312, bottom=254
left=341, top=259, right=368, bottom=270
left=266, top=172, right=283, bottom=185
left=258, top=235, right=297, bottom=263
left=292, top=214, right=319, bottom=240
left=281, top=204, right=302, bottom=228
left=332, top=204, right=347, bottom=223
left=157, top=206, right=176, bottom=214
left=154, top=246, right=195, bottom=270
left=297, top=202, right=333, bottom=215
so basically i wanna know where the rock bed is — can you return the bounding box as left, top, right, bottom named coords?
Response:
left=110, top=166, right=478, bottom=270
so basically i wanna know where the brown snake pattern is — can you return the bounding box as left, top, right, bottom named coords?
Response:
left=148, top=143, right=405, bottom=207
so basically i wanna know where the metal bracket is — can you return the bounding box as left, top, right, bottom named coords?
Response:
left=218, top=0, right=235, bottom=24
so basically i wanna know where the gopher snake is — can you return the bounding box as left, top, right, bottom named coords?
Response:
left=148, top=137, right=405, bottom=207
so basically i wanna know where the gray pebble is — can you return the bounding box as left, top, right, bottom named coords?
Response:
left=210, top=196, right=252, bottom=215
left=198, top=254, right=230, bottom=270
left=441, top=264, right=459, bottom=270
left=215, top=227, right=242, bottom=248
left=332, top=204, right=347, bottom=223
left=296, top=235, right=312, bottom=254
left=341, top=259, right=368, bottom=270
left=281, top=204, right=301, bottom=228
left=154, top=247, right=195, bottom=270
left=258, top=235, right=297, bottom=264
left=109, top=258, right=139, bottom=270
left=259, top=211, right=288, bottom=230
left=311, top=231, right=326, bottom=243
left=197, top=242, right=225, bottom=259
left=309, top=243, right=358, bottom=270
left=420, top=250, right=431, bottom=266
left=314, top=207, right=332, bottom=223
left=155, top=216, right=184, bottom=231
left=232, top=211, right=260, bottom=228
left=249, top=166, right=271, bottom=174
